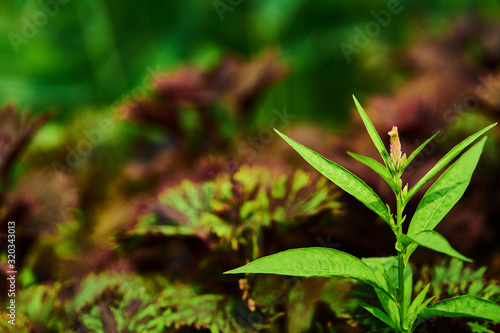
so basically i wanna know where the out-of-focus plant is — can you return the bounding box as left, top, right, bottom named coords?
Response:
left=416, top=259, right=500, bottom=332
left=71, top=272, right=263, bottom=332
left=116, top=52, right=288, bottom=194
left=119, top=165, right=341, bottom=257
left=226, top=96, right=500, bottom=332
left=0, top=271, right=279, bottom=332
left=0, top=105, right=50, bottom=201
left=0, top=106, right=81, bottom=281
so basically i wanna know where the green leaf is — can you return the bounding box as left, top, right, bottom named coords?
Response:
left=467, top=322, right=496, bottom=333
left=404, top=284, right=430, bottom=330
left=375, top=288, right=400, bottom=327
left=358, top=300, right=398, bottom=330
left=406, top=123, right=496, bottom=203
left=347, top=151, right=399, bottom=194
left=408, top=137, right=487, bottom=235
left=419, top=296, right=435, bottom=313
left=363, top=258, right=395, bottom=296
left=404, top=262, right=414, bottom=311
left=225, top=247, right=384, bottom=291
left=415, top=295, right=500, bottom=328
left=410, top=284, right=431, bottom=316
left=405, top=230, right=472, bottom=262
left=352, top=95, right=390, bottom=165
left=362, top=256, right=413, bottom=325
left=274, top=129, right=390, bottom=223
left=363, top=258, right=399, bottom=324
left=404, top=132, right=439, bottom=169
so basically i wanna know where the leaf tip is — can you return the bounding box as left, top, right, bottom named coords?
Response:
left=274, top=128, right=286, bottom=139
left=352, top=94, right=360, bottom=105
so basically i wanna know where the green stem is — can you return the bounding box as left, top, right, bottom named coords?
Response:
left=396, top=190, right=407, bottom=332
left=398, top=245, right=405, bottom=330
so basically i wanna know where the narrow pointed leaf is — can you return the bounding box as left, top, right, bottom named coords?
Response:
left=362, top=256, right=411, bottom=321
left=363, top=258, right=399, bottom=324
left=400, top=235, right=414, bottom=249
left=225, top=247, right=384, bottom=291
left=418, top=296, right=435, bottom=312
left=352, top=95, right=390, bottom=164
left=363, top=258, right=395, bottom=296
left=404, top=132, right=439, bottom=169
left=404, top=230, right=472, bottom=262
left=404, top=261, right=414, bottom=311
left=358, top=300, right=398, bottom=330
left=408, top=138, right=487, bottom=236
left=347, top=151, right=399, bottom=194
left=275, top=129, right=390, bottom=222
left=375, top=288, right=400, bottom=326
left=406, top=123, right=496, bottom=203
left=406, top=284, right=431, bottom=327
left=415, top=295, right=500, bottom=327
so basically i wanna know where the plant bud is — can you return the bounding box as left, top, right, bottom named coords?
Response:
left=402, top=184, right=408, bottom=198
left=388, top=126, right=405, bottom=176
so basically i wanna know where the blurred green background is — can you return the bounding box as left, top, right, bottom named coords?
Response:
left=1, top=0, right=498, bottom=125
left=2, top=1, right=500, bottom=331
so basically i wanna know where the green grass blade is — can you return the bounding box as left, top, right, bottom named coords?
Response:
left=404, top=230, right=472, bottom=262
left=352, top=95, right=390, bottom=165
left=415, top=295, right=500, bottom=328
left=347, top=151, right=399, bottom=194
left=404, top=132, right=439, bottom=169
left=224, top=247, right=384, bottom=291
left=408, top=138, right=487, bottom=236
left=275, top=129, right=390, bottom=223
left=406, top=123, right=496, bottom=203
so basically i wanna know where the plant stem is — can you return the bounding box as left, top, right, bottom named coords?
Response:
left=398, top=246, right=405, bottom=331
left=396, top=191, right=406, bottom=332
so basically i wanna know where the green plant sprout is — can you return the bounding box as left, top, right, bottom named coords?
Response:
left=225, top=95, right=500, bottom=332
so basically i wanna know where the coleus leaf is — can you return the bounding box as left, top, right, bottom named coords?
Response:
left=275, top=129, right=390, bottom=223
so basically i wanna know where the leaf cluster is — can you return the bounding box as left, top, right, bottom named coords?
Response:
left=226, top=96, right=499, bottom=332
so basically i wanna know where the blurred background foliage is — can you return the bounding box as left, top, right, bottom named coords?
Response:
left=1, top=0, right=500, bottom=332
left=1, top=0, right=499, bottom=124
